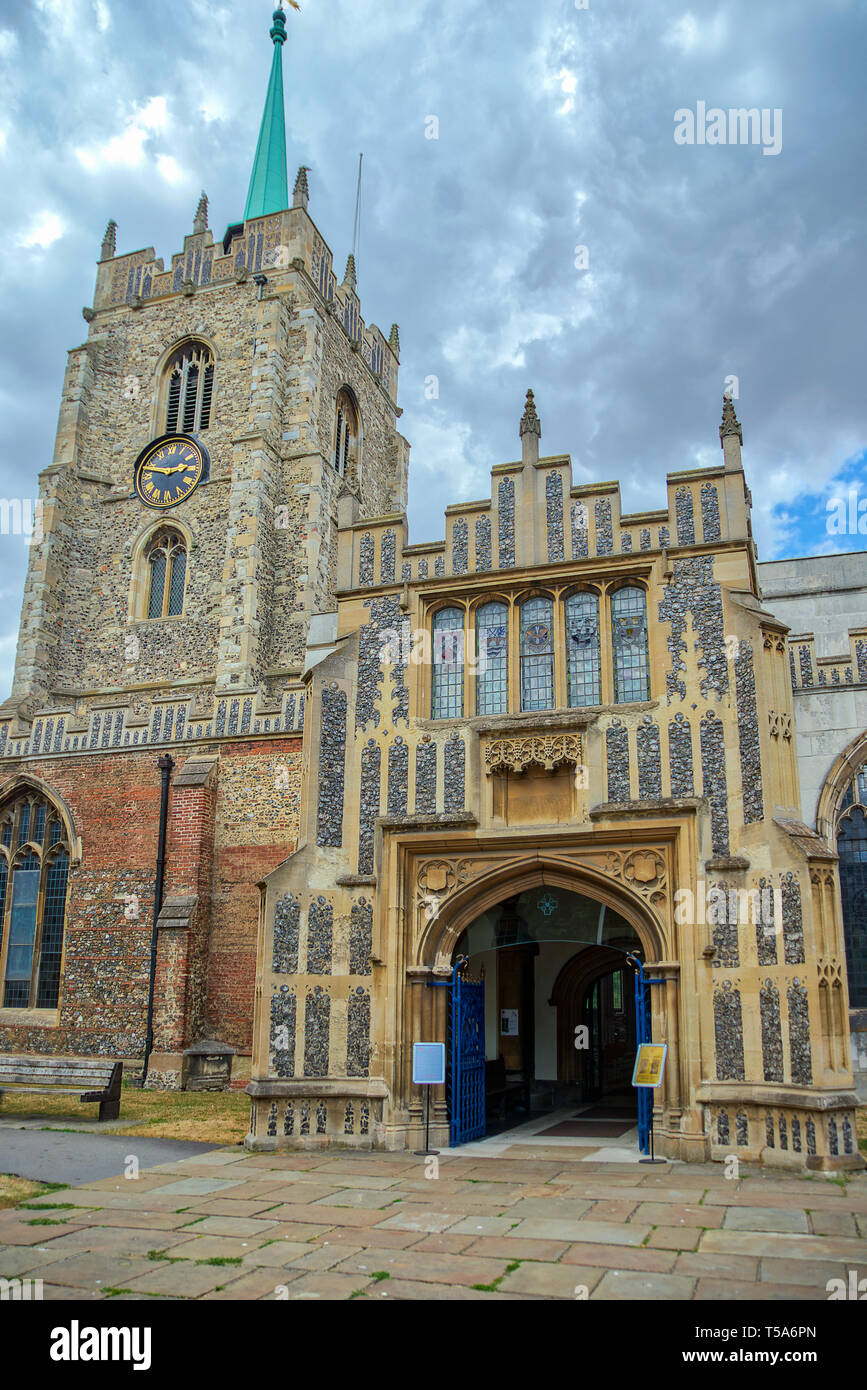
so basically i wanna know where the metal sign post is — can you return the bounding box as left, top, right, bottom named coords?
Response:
left=632, top=1042, right=668, bottom=1164
left=412, top=1042, right=445, bottom=1156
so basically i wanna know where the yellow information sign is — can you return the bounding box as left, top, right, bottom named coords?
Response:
left=632, top=1042, right=668, bottom=1088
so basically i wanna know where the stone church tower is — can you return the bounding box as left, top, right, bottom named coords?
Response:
left=0, top=5, right=407, bottom=1086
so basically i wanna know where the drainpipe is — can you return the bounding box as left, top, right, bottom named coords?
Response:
left=140, top=754, right=175, bottom=1088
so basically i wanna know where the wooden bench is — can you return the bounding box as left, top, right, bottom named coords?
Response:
left=0, top=1056, right=124, bottom=1122
left=485, top=1056, right=526, bottom=1120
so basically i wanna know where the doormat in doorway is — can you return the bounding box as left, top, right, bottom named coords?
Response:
left=575, top=1107, right=636, bottom=1121
left=537, top=1120, right=635, bottom=1138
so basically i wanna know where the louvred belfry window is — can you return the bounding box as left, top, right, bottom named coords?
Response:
left=164, top=342, right=215, bottom=434
left=333, top=389, right=359, bottom=477
left=0, top=794, right=71, bottom=1011
left=146, top=528, right=187, bottom=618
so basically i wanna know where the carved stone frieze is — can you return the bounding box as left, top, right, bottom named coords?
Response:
left=484, top=732, right=583, bottom=775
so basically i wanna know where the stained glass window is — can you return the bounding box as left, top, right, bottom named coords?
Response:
left=611, top=586, right=650, bottom=703
left=0, top=795, right=71, bottom=1011
left=520, top=596, right=555, bottom=711
left=146, top=530, right=186, bottom=620
left=565, top=591, right=601, bottom=707
left=432, top=608, right=465, bottom=718
left=838, top=806, right=867, bottom=1008
left=476, top=602, right=509, bottom=715
left=165, top=341, right=214, bottom=434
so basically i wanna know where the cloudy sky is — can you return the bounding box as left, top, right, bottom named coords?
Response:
left=0, top=0, right=864, bottom=698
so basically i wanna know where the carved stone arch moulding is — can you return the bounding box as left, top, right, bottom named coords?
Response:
left=0, top=772, right=83, bottom=865
left=411, top=847, right=671, bottom=970
left=816, top=729, right=867, bottom=844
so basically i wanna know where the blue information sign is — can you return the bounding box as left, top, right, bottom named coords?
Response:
left=413, top=1042, right=446, bottom=1085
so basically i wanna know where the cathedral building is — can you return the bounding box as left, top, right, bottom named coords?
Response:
left=0, top=8, right=862, bottom=1169
left=0, top=7, right=407, bottom=1087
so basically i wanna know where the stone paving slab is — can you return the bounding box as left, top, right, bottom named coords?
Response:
left=694, top=1278, right=829, bottom=1301
left=241, top=1240, right=319, bottom=1267
left=700, top=1230, right=866, bottom=1261
left=376, top=1212, right=462, bottom=1235
left=722, top=1206, right=809, bottom=1233
left=309, top=1225, right=426, bottom=1251
left=366, top=1278, right=535, bottom=1301
left=673, top=1251, right=760, bottom=1280
left=499, top=1261, right=605, bottom=1298
left=41, top=1251, right=153, bottom=1290
left=2, top=1142, right=865, bottom=1301
left=758, top=1256, right=865, bottom=1287
left=78, top=1209, right=196, bottom=1231
left=333, top=1248, right=510, bottom=1288
left=560, top=1243, right=676, bottom=1272
left=275, top=1271, right=375, bottom=1300
left=124, top=1262, right=235, bottom=1298
left=181, top=1197, right=297, bottom=1218
left=631, top=1202, right=724, bottom=1229
left=201, top=1269, right=304, bottom=1300
left=591, top=1270, right=697, bottom=1299
left=167, top=1235, right=272, bottom=1260
left=646, top=1226, right=703, bottom=1251
left=509, top=1218, right=651, bottom=1245
left=409, top=1233, right=478, bottom=1255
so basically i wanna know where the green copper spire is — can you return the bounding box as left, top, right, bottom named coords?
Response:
left=244, top=7, right=290, bottom=220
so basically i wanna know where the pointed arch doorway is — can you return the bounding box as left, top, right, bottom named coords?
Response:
left=446, top=884, right=652, bottom=1148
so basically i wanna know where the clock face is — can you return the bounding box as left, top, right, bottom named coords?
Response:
left=133, top=434, right=208, bottom=509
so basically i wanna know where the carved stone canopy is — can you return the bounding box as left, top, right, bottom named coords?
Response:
left=484, top=733, right=583, bottom=776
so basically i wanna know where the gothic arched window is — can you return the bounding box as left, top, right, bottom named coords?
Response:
left=431, top=607, right=464, bottom=719
left=611, top=586, right=650, bottom=703
left=475, top=601, right=508, bottom=715
left=565, top=590, right=601, bottom=707
left=519, top=596, right=555, bottom=712
left=0, top=792, right=71, bottom=1010
left=146, top=529, right=187, bottom=619
left=837, top=768, right=867, bottom=1008
left=333, top=389, right=360, bottom=477
left=164, top=341, right=214, bottom=434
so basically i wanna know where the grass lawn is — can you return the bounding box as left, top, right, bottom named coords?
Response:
left=0, top=1083, right=250, bottom=1145
left=858, top=1108, right=867, bottom=1153
left=0, top=1173, right=57, bottom=1211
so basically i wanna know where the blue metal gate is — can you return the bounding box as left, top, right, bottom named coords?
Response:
left=448, top=957, right=486, bottom=1145
left=628, top=953, right=653, bottom=1154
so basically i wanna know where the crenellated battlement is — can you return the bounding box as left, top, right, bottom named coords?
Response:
left=90, top=196, right=399, bottom=405
left=335, top=393, right=756, bottom=595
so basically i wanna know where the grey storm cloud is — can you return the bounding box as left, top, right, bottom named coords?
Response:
left=0, top=0, right=864, bottom=698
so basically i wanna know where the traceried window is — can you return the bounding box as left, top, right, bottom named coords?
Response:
left=431, top=607, right=464, bottom=719
left=520, top=596, right=555, bottom=712
left=427, top=583, right=653, bottom=718
left=146, top=529, right=187, bottom=619
left=334, top=389, right=360, bottom=477
left=565, top=591, right=601, bottom=707
left=0, top=793, right=71, bottom=1011
left=165, top=341, right=214, bottom=434
left=611, top=586, right=650, bottom=703
left=475, top=602, right=508, bottom=715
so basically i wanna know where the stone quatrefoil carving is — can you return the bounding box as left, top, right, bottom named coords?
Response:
left=483, top=733, right=584, bottom=775
left=768, top=711, right=793, bottom=741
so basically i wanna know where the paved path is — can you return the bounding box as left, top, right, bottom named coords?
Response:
left=0, top=1128, right=221, bottom=1186
left=0, top=1145, right=865, bottom=1300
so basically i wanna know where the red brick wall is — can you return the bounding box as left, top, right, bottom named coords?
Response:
left=0, top=735, right=302, bottom=1062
